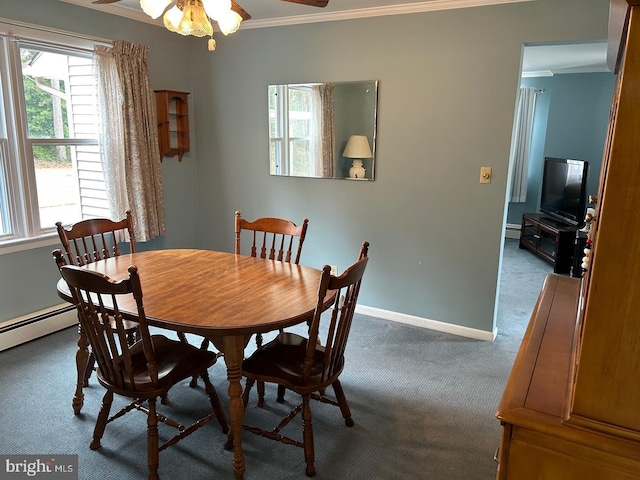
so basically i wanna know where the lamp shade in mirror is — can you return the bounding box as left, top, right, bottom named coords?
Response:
left=343, top=135, right=372, bottom=179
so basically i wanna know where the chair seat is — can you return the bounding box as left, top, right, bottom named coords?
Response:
left=243, top=333, right=342, bottom=392
left=97, top=335, right=218, bottom=396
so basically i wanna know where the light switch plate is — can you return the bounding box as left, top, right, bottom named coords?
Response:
left=480, top=167, right=492, bottom=184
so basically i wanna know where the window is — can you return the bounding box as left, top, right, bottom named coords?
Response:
left=269, top=84, right=319, bottom=177
left=0, top=24, right=108, bottom=247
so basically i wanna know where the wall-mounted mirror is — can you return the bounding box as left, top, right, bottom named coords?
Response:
left=268, top=80, right=378, bottom=180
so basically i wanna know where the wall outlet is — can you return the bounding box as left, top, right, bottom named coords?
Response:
left=330, top=265, right=338, bottom=276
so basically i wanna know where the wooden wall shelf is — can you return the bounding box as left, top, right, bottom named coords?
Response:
left=155, top=90, right=190, bottom=161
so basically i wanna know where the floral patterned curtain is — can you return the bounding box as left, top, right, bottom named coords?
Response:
left=319, top=83, right=335, bottom=178
left=93, top=39, right=165, bottom=241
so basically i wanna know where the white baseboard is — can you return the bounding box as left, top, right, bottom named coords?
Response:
left=0, top=303, right=497, bottom=352
left=505, top=223, right=521, bottom=239
left=355, top=305, right=497, bottom=341
left=0, top=305, right=77, bottom=352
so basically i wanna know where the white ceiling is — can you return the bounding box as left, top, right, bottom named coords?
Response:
left=521, top=42, right=609, bottom=77
left=59, top=0, right=532, bottom=26
left=59, top=0, right=609, bottom=75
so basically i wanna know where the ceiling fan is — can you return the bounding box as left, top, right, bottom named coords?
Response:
left=91, top=0, right=330, bottom=21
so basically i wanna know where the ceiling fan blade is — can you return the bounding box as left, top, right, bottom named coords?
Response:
left=280, top=0, right=329, bottom=7
left=92, top=0, right=121, bottom=4
left=231, top=0, right=252, bottom=20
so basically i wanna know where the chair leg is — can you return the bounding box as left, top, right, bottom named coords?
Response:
left=82, top=351, right=95, bottom=387
left=242, top=378, right=255, bottom=407
left=276, top=385, right=286, bottom=403
left=301, top=394, right=316, bottom=477
left=188, top=337, right=212, bottom=388
left=73, top=322, right=90, bottom=415
left=331, top=380, right=354, bottom=427
left=146, top=398, right=160, bottom=480
left=257, top=381, right=266, bottom=407
left=90, top=390, right=114, bottom=450
left=201, top=372, right=229, bottom=433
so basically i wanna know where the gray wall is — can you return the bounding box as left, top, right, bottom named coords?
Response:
left=0, top=0, right=611, bottom=335
left=191, top=0, right=610, bottom=333
left=506, top=72, right=614, bottom=225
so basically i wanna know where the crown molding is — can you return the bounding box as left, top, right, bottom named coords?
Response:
left=59, top=0, right=534, bottom=30
left=522, top=70, right=553, bottom=78
left=241, top=0, right=534, bottom=29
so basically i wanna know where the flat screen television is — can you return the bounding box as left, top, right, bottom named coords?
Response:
left=540, top=157, right=589, bottom=227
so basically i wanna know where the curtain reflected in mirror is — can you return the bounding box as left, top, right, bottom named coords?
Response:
left=269, top=80, right=378, bottom=180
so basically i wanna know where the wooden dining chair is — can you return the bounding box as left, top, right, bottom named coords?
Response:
left=53, top=251, right=229, bottom=480
left=240, top=242, right=369, bottom=477
left=56, top=211, right=135, bottom=266
left=197, top=210, right=309, bottom=405
left=55, top=211, right=141, bottom=414
left=234, top=210, right=309, bottom=265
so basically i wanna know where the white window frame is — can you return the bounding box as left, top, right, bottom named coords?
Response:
left=0, top=19, right=110, bottom=254
left=269, top=84, right=315, bottom=176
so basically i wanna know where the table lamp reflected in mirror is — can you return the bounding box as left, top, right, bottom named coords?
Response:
left=343, top=135, right=372, bottom=179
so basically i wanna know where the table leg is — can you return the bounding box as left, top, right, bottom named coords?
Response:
left=73, top=321, right=89, bottom=415
left=214, top=335, right=248, bottom=480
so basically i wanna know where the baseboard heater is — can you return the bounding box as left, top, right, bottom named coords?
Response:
left=505, top=223, right=521, bottom=239
left=0, top=305, right=77, bottom=352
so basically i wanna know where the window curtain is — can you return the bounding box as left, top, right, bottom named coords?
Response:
left=319, top=83, right=335, bottom=178
left=509, top=87, right=537, bottom=203
left=93, top=39, right=165, bottom=241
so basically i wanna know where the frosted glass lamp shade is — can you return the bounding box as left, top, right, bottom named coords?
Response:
left=218, top=10, right=242, bottom=35
left=202, top=0, right=232, bottom=21
left=177, top=0, right=214, bottom=37
left=163, top=5, right=184, bottom=32
left=140, top=0, right=172, bottom=19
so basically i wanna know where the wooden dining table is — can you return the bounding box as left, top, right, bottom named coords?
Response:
left=56, top=248, right=335, bottom=479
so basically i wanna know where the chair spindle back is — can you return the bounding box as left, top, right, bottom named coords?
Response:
left=56, top=211, right=135, bottom=266
left=304, top=242, right=369, bottom=384
left=235, top=210, right=308, bottom=264
left=54, top=251, right=156, bottom=392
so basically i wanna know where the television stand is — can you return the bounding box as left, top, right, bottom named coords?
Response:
left=519, top=213, right=578, bottom=274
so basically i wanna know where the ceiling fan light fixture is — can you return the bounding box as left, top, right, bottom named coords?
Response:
left=139, top=0, right=172, bottom=19
left=218, top=10, right=242, bottom=35
left=177, top=0, right=213, bottom=37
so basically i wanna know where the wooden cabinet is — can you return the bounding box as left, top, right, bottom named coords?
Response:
left=155, top=90, right=189, bottom=161
left=496, top=1, right=640, bottom=478
left=496, top=276, right=640, bottom=480
left=566, top=0, right=640, bottom=438
left=519, top=213, right=576, bottom=274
